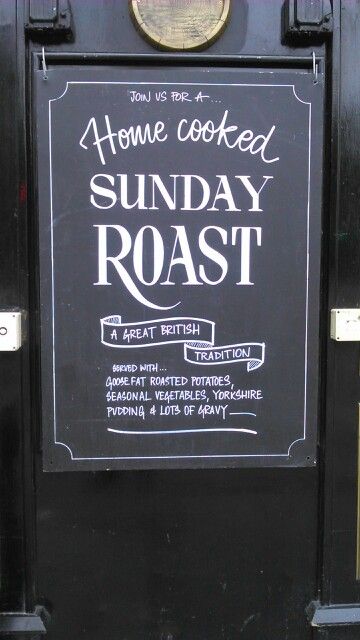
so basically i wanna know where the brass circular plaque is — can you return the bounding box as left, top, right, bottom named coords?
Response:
left=129, top=0, right=231, bottom=51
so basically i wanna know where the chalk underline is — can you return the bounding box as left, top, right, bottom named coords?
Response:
left=229, top=412, right=256, bottom=416
left=108, top=427, right=257, bottom=436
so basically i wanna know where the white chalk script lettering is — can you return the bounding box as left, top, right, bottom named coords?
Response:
left=79, top=112, right=279, bottom=166
left=79, top=115, right=168, bottom=165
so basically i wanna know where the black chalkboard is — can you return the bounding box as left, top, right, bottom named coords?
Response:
left=35, top=65, right=323, bottom=470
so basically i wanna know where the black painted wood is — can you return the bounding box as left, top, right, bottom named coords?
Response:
left=36, top=468, right=318, bottom=639
left=0, top=0, right=36, bottom=617
left=5, top=0, right=356, bottom=638
left=318, top=0, right=360, bottom=611
left=28, top=1, right=323, bottom=638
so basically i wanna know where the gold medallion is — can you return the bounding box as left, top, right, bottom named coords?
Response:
left=129, top=0, right=231, bottom=51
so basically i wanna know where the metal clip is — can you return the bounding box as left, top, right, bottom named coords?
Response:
left=0, top=311, right=24, bottom=351
left=41, top=46, right=48, bottom=80
left=312, top=51, right=318, bottom=85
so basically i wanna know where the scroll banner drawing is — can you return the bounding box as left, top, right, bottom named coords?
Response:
left=101, top=316, right=265, bottom=371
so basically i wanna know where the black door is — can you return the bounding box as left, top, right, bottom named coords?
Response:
left=0, top=2, right=359, bottom=639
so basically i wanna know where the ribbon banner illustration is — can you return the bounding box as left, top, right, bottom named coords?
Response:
left=101, top=316, right=265, bottom=371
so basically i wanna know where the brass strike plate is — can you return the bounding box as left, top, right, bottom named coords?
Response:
left=129, top=0, right=231, bottom=51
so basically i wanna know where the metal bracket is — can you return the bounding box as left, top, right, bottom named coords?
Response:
left=283, top=0, right=333, bottom=43
left=0, top=612, right=46, bottom=636
left=330, top=309, right=360, bottom=342
left=25, top=0, right=73, bottom=42
left=307, top=601, right=360, bottom=627
left=0, top=311, right=25, bottom=352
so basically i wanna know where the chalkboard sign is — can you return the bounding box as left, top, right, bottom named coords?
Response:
left=35, top=66, right=323, bottom=470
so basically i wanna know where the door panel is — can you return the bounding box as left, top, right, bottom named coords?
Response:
left=30, top=2, right=325, bottom=638
left=0, top=1, right=335, bottom=639
left=37, top=469, right=318, bottom=639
